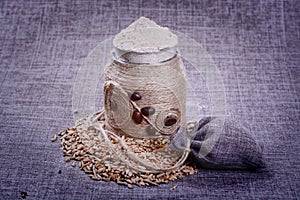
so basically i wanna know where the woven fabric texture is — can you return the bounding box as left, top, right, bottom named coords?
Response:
left=0, top=0, right=299, bottom=199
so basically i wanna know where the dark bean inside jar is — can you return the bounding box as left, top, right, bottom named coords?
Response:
left=130, top=91, right=142, bottom=101
left=141, top=106, right=155, bottom=116
left=132, top=110, right=143, bottom=124
left=164, top=116, right=177, bottom=126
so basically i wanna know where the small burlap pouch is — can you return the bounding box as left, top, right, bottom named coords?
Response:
left=169, top=117, right=265, bottom=170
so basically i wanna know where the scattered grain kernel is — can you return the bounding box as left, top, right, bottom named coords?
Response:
left=56, top=111, right=198, bottom=188
left=51, top=135, right=57, bottom=142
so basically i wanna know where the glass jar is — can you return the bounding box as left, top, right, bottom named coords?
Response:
left=103, top=47, right=187, bottom=139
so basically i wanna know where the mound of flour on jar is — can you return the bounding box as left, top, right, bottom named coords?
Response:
left=113, top=17, right=178, bottom=53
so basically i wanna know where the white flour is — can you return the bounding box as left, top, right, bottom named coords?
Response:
left=113, top=17, right=178, bottom=54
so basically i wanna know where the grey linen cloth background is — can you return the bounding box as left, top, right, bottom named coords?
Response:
left=0, top=0, right=299, bottom=199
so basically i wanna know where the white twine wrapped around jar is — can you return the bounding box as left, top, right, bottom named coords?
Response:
left=104, top=48, right=187, bottom=138
left=94, top=47, right=191, bottom=173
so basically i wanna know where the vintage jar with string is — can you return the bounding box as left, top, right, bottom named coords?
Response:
left=102, top=17, right=189, bottom=172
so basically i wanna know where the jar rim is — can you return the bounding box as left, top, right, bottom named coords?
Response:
left=112, top=48, right=178, bottom=65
